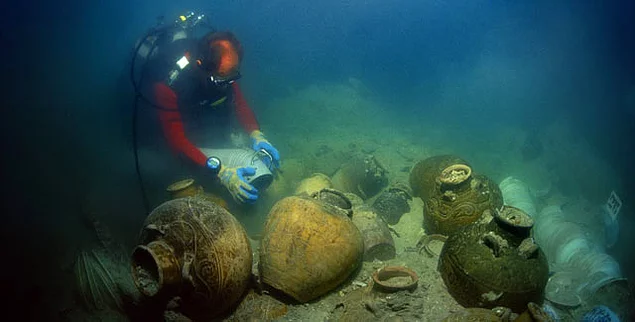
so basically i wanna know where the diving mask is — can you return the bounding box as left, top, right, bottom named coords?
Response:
left=209, top=72, right=242, bottom=87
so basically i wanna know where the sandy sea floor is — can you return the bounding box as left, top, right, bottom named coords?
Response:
left=242, top=79, right=633, bottom=321
left=58, top=79, right=633, bottom=321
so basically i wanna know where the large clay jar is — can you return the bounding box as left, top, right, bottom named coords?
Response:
left=409, top=155, right=470, bottom=200
left=331, top=154, right=388, bottom=200
left=259, top=189, right=363, bottom=303
left=294, top=173, right=332, bottom=196
left=166, top=178, right=229, bottom=210
left=423, top=167, right=503, bottom=235
left=351, top=206, right=396, bottom=261
left=438, top=206, right=549, bottom=312
left=131, top=198, right=252, bottom=320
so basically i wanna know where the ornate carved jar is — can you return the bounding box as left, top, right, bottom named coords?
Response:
left=438, top=206, right=549, bottom=312
left=131, top=198, right=252, bottom=320
left=423, top=167, right=503, bottom=235
left=409, top=155, right=470, bottom=200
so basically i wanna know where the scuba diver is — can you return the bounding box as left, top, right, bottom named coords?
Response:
left=133, top=12, right=281, bottom=205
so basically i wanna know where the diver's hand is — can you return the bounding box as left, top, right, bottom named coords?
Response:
left=219, top=166, right=259, bottom=203
left=250, top=130, right=280, bottom=169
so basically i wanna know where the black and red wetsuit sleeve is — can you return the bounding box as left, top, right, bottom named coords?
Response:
left=232, top=83, right=260, bottom=133
left=153, top=83, right=208, bottom=167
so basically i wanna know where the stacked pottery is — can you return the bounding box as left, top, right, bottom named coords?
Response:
left=572, top=252, right=623, bottom=299
left=131, top=198, right=252, bottom=320
left=500, top=177, right=626, bottom=306
left=532, top=205, right=624, bottom=306
left=410, top=156, right=503, bottom=235
left=499, top=176, right=537, bottom=218
left=259, top=189, right=363, bottom=303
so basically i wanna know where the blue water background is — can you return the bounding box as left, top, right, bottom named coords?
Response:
left=1, top=0, right=634, bottom=318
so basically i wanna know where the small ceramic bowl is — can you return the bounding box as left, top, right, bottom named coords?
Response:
left=372, top=266, right=419, bottom=293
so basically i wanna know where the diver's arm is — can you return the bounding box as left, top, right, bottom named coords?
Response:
left=154, top=83, right=208, bottom=166
left=232, top=83, right=260, bottom=133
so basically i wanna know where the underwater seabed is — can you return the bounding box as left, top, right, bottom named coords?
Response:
left=56, top=79, right=634, bottom=321
left=63, top=168, right=632, bottom=321
left=262, top=80, right=632, bottom=319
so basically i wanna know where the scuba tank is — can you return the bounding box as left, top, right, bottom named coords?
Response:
left=130, top=10, right=213, bottom=110
left=134, top=12, right=206, bottom=62
left=130, top=11, right=213, bottom=213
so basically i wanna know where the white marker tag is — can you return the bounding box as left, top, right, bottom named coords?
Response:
left=605, top=191, right=622, bottom=221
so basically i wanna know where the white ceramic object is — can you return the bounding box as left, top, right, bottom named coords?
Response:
left=534, top=202, right=624, bottom=304
left=499, top=176, right=537, bottom=218
left=200, top=148, right=274, bottom=190
left=535, top=205, right=563, bottom=222
left=545, top=270, right=583, bottom=307
left=571, top=251, right=623, bottom=298
left=554, top=237, right=593, bottom=265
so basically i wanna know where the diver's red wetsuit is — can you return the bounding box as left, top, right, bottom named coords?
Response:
left=153, top=82, right=259, bottom=166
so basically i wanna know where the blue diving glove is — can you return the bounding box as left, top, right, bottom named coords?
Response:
left=250, top=130, right=281, bottom=169
left=219, top=166, right=259, bottom=203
